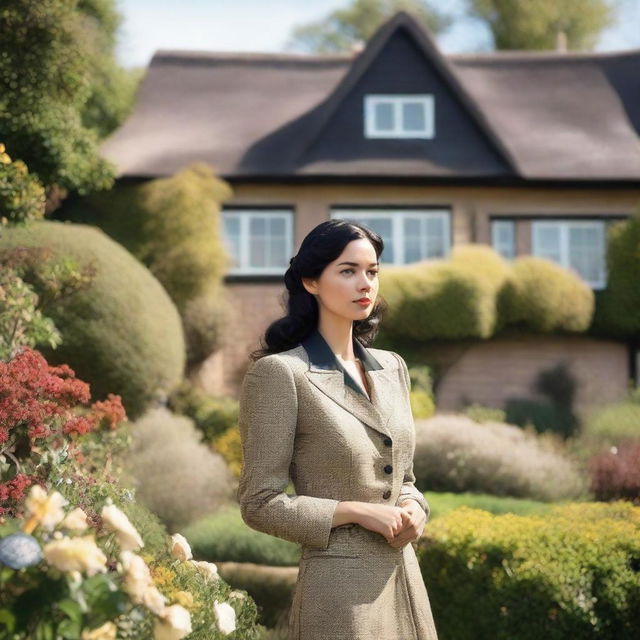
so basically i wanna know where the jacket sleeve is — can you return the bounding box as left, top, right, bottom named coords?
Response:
left=237, top=354, right=340, bottom=550
left=391, top=352, right=431, bottom=522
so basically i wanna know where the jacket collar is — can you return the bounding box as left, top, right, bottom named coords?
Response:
left=300, top=327, right=393, bottom=437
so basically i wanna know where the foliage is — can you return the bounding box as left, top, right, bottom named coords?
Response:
left=463, top=403, right=507, bottom=424
left=77, top=0, right=144, bottom=139
left=0, top=347, right=126, bottom=518
left=421, top=501, right=640, bottom=639
left=405, top=363, right=436, bottom=418
left=0, top=221, right=185, bottom=419
left=0, top=0, right=116, bottom=194
left=499, top=256, right=594, bottom=333
left=467, top=0, right=616, bottom=51
left=213, top=427, right=243, bottom=478
left=588, top=442, right=640, bottom=503
left=413, top=413, right=589, bottom=500
left=380, top=244, right=511, bottom=341
left=0, top=143, right=45, bottom=226
left=124, top=408, right=235, bottom=532
left=591, top=208, right=640, bottom=339
left=168, top=381, right=239, bottom=444
left=0, top=246, right=96, bottom=361
left=286, top=0, right=453, bottom=53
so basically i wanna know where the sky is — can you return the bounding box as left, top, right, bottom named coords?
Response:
left=115, top=0, right=640, bottom=68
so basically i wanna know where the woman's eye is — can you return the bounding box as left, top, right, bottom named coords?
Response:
left=369, top=270, right=379, bottom=276
left=341, top=268, right=354, bottom=275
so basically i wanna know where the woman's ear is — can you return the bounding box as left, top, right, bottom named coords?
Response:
left=301, top=277, right=318, bottom=296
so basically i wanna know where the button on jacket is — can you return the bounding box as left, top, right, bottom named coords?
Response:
left=237, top=328, right=439, bottom=640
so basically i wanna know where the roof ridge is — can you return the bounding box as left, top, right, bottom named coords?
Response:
left=151, top=49, right=354, bottom=64
left=450, top=48, right=640, bottom=62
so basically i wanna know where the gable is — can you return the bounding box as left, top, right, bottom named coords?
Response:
left=293, top=27, right=511, bottom=177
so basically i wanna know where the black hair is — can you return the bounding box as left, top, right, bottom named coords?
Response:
left=250, top=219, right=387, bottom=360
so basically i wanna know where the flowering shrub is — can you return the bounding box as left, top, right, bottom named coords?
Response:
left=0, top=486, right=248, bottom=639
left=0, top=347, right=125, bottom=517
left=588, top=442, right=640, bottom=503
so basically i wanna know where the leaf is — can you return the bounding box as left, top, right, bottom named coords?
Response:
left=57, top=598, right=83, bottom=624
left=0, top=609, right=16, bottom=632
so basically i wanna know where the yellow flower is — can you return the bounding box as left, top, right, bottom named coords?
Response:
left=81, top=621, right=117, bottom=640
left=213, top=599, right=236, bottom=635
left=24, top=486, right=68, bottom=533
left=101, top=505, right=144, bottom=551
left=43, top=535, right=107, bottom=576
left=153, top=604, right=192, bottom=640
left=170, top=534, right=192, bottom=561
left=61, top=508, right=89, bottom=532
left=172, top=590, right=194, bottom=609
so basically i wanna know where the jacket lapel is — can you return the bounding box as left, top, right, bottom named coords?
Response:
left=300, top=328, right=394, bottom=439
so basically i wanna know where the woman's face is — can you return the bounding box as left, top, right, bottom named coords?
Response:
left=302, top=238, right=380, bottom=323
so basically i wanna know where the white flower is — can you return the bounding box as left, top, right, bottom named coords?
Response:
left=170, top=534, right=192, bottom=561
left=43, top=535, right=107, bottom=576
left=61, top=507, right=89, bottom=532
left=119, top=551, right=167, bottom=615
left=189, top=559, right=219, bottom=582
left=153, top=604, right=192, bottom=640
left=213, top=599, right=236, bottom=635
left=101, top=505, right=144, bottom=551
left=229, top=589, right=246, bottom=600
left=25, top=485, right=68, bottom=531
left=81, top=621, right=117, bottom=640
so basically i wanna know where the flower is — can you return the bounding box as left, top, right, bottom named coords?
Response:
left=81, top=621, right=117, bottom=640
left=213, top=599, right=236, bottom=635
left=43, top=535, right=107, bottom=576
left=153, top=604, right=192, bottom=640
left=0, top=532, right=42, bottom=569
left=229, top=589, right=246, bottom=600
left=173, top=590, right=194, bottom=609
left=61, top=507, right=89, bottom=532
left=189, top=559, right=219, bottom=582
left=101, top=505, right=144, bottom=551
left=24, top=485, right=68, bottom=532
left=120, top=551, right=167, bottom=615
left=170, top=534, right=191, bottom=561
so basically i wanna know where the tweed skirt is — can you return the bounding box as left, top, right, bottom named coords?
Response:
left=288, top=523, right=439, bottom=640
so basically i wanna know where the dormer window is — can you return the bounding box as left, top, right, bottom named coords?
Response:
left=364, top=95, right=434, bottom=139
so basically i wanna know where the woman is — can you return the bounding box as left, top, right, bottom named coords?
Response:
left=237, top=219, right=439, bottom=639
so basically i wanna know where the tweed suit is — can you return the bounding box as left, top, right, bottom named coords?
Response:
left=237, top=328, right=439, bottom=640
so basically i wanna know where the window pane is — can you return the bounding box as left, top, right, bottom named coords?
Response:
left=404, top=218, right=422, bottom=262
left=268, top=217, right=287, bottom=268
left=569, top=225, right=603, bottom=283
left=402, top=102, right=425, bottom=132
left=374, top=102, right=394, bottom=131
left=249, top=217, right=267, bottom=267
left=223, top=216, right=241, bottom=267
left=534, top=225, right=561, bottom=262
left=362, top=217, right=393, bottom=263
left=491, top=220, right=515, bottom=260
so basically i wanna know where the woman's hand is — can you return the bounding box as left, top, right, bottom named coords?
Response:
left=385, top=499, right=426, bottom=548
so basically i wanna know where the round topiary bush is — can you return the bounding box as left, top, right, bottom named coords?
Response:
left=0, top=220, right=185, bottom=418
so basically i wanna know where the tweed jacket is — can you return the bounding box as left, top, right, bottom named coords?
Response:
left=237, top=328, right=439, bottom=640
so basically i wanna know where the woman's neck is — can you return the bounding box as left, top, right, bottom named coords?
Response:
left=316, top=320, right=355, bottom=361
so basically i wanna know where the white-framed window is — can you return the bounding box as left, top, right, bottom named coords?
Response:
left=491, top=220, right=516, bottom=260
left=330, top=208, right=450, bottom=264
left=531, top=219, right=607, bottom=289
left=364, top=95, right=435, bottom=139
left=222, top=209, right=293, bottom=275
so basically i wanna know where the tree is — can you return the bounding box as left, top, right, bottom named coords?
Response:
left=286, top=0, right=453, bottom=54
left=467, top=0, right=617, bottom=51
left=0, top=0, right=139, bottom=199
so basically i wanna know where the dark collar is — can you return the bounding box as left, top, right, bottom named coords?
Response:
left=300, top=328, right=383, bottom=398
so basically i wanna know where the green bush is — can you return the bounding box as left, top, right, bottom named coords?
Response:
left=591, top=209, right=640, bottom=338
left=169, top=380, right=239, bottom=442
left=60, top=164, right=232, bottom=309
left=499, top=256, right=594, bottom=333
left=421, top=501, right=640, bottom=639
left=380, top=245, right=510, bottom=341
left=0, top=221, right=185, bottom=418
left=463, top=403, right=507, bottom=424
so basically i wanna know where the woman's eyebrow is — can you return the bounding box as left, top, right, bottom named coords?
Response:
left=336, top=261, right=379, bottom=267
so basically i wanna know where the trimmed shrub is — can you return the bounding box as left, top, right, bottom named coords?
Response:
left=414, top=414, right=589, bottom=500
left=463, top=403, right=507, bottom=424
left=59, top=164, right=232, bottom=308
left=380, top=244, right=510, bottom=341
left=499, top=256, right=594, bottom=333
left=0, top=221, right=185, bottom=419
left=421, top=501, right=640, bottom=640
left=125, top=408, right=236, bottom=532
